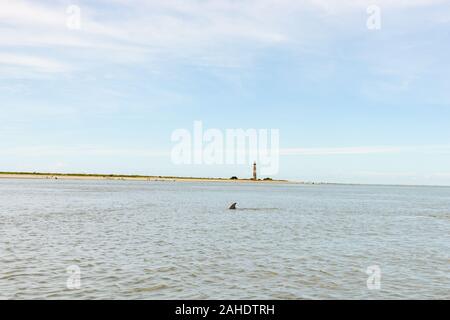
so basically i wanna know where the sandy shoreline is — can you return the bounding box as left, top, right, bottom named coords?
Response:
left=0, top=173, right=290, bottom=183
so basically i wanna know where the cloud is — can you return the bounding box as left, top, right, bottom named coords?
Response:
left=280, top=145, right=450, bottom=156
left=0, top=0, right=448, bottom=77
left=0, top=0, right=65, bottom=27
left=0, top=0, right=290, bottom=76
left=2, top=144, right=450, bottom=158
left=0, top=53, right=69, bottom=73
left=0, top=145, right=169, bottom=157
left=0, top=0, right=289, bottom=51
left=305, top=0, right=449, bottom=13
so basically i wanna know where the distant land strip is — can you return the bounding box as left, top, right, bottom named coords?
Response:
left=0, top=172, right=290, bottom=183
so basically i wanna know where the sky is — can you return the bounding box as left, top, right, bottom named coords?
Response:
left=1, top=0, right=450, bottom=185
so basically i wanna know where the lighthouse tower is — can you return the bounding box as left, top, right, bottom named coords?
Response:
left=252, top=162, right=257, bottom=180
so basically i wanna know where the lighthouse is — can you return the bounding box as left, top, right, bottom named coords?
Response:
left=252, top=162, right=257, bottom=180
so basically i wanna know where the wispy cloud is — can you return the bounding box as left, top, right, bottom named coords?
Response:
left=280, top=145, right=450, bottom=156
left=2, top=144, right=450, bottom=158
left=0, top=145, right=169, bottom=157
left=1, top=0, right=448, bottom=77
left=0, top=53, right=69, bottom=73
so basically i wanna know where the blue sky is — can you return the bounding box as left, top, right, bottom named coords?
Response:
left=1, top=0, right=450, bottom=185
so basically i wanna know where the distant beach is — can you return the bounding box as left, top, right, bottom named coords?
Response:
left=0, top=172, right=289, bottom=183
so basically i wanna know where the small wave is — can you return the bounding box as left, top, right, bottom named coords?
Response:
left=235, top=208, right=279, bottom=211
left=428, top=213, right=450, bottom=220
left=130, top=283, right=169, bottom=293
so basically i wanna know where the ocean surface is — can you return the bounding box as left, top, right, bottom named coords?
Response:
left=0, top=178, right=449, bottom=299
